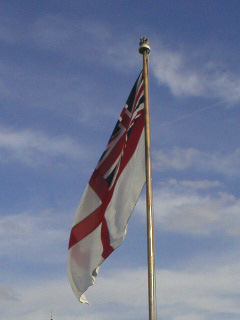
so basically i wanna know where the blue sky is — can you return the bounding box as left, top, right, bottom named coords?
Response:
left=1, top=1, right=240, bottom=319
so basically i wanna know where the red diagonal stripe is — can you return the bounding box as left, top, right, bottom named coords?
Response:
left=89, top=169, right=108, bottom=201
left=69, top=113, right=144, bottom=251
left=69, top=205, right=104, bottom=249
left=101, top=216, right=114, bottom=259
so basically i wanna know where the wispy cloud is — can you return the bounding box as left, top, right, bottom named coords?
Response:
left=158, top=263, right=240, bottom=319
left=92, top=262, right=240, bottom=318
left=0, top=15, right=138, bottom=125
left=4, top=12, right=240, bottom=107
left=0, top=285, right=19, bottom=301
left=151, top=44, right=240, bottom=103
left=30, top=14, right=139, bottom=72
left=31, top=13, right=240, bottom=103
left=0, top=209, right=69, bottom=264
left=0, top=59, right=96, bottom=123
left=137, top=179, right=240, bottom=237
left=153, top=147, right=240, bottom=176
left=172, top=179, right=223, bottom=190
left=1, top=263, right=240, bottom=319
left=0, top=126, right=86, bottom=166
left=0, top=11, right=136, bottom=71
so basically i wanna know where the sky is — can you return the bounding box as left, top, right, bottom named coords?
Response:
left=1, top=1, right=240, bottom=319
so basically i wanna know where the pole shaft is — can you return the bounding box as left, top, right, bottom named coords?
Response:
left=143, top=50, right=155, bottom=320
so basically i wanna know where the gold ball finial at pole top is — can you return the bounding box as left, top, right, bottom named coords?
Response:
left=139, top=37, right=151, bottom=54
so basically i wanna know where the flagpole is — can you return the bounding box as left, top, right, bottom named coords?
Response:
left=139, top=38, right=155, bottom=320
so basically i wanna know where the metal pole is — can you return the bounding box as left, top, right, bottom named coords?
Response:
left=139, top=38, right=155, bottom=320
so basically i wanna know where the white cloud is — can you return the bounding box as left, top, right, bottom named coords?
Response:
left=158, top=263, right=240, bottom=319
left=153, top=147, right=240, bottom=176
left=1, top=262, right=240, bottom=320
left=151, top=44, right=240, bottom=103
left=137, top=179, right=240, bottom=237
left=0, top=209, right=69, bottom=264
left=0, top=285, right=19, bottom=301
left=31, top=13, right=240, bottom=103
left=0, top=127, right=86, bottom=166
left=31, top=14, right=106, bottom=59
left=4, top=12, right=240, bottom=111
left=31, top=14, right=139, bottom=72
left=0, top=58, right=96, bottom=123
left=0, top=185, right=239, bottom=320
left=2, top=12, right=240, bottom=105
left=170, top=179, right=223, bottom=190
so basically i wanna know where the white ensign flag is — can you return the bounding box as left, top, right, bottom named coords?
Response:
left=68, top=72, right=145, bottom=303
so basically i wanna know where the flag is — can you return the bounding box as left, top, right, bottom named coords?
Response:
left=67, top=71, right=146, bottom=303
